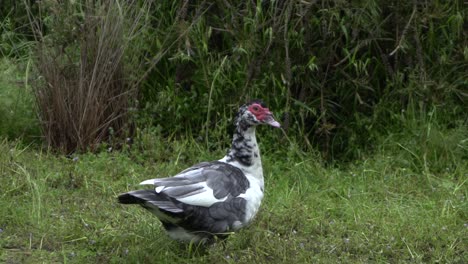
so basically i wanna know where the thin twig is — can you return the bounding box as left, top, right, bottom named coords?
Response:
left=205, top=56, right=228, bottom=148
left=283, top=0, right=293, bottom=131
left=320, top=62, right=331, bottom=158
left=389, top=6, right=417, bottom=56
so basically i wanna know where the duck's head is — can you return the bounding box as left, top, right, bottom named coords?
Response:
left=235, top=100, right=281, bottom=129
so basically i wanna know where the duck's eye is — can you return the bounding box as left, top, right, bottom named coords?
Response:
left=252, top=106, right=259, bottom=111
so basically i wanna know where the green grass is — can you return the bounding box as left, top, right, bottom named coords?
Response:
left=0, top=124, right=466, bottom=263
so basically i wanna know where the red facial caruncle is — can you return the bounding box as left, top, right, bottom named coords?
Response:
left=248, top=103, right=281, bottom=128
left=248, top=103, right=270, bottom=121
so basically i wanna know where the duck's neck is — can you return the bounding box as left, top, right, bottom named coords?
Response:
left=222, top=122, right=264, bottom=181
left=227, top=125, right=259, bottom=165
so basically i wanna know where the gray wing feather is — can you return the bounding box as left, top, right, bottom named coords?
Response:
left=119, top=190, right=184, bottom=213
left=147, top=200, right=183, bottom=213
left=163, top=185, right=205, bottom=198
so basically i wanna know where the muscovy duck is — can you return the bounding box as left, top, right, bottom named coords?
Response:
left=118, top=100, right=280, bottom=243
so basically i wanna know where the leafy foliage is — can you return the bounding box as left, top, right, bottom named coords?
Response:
left=0, top=1, right=37, bottom=58
left=137, top=0, right=467, bottom=159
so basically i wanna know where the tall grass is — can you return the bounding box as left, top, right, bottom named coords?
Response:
left=26, top=0, right=151, bottom=153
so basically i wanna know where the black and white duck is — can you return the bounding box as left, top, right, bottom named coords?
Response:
left=118, top=100, right=280, bottom=243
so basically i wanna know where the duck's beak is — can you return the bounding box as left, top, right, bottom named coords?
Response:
left=263, top=114, right=281, bottom=128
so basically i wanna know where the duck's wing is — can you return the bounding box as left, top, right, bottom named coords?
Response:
left=140, top=161, right=250, bottom=208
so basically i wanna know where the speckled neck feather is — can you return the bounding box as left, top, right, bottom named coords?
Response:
left=226, top=119, right=259, bottom=167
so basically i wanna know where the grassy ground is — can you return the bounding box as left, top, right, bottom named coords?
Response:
left=0, top=123, right=466, bottom=263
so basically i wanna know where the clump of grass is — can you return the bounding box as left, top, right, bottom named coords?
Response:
left=28, top=0, right=151, bottom=153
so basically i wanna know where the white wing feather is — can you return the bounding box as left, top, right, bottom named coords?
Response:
left=140, top=179, right=155, bottom=185
left=170, top=182, right=227, bottom=207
